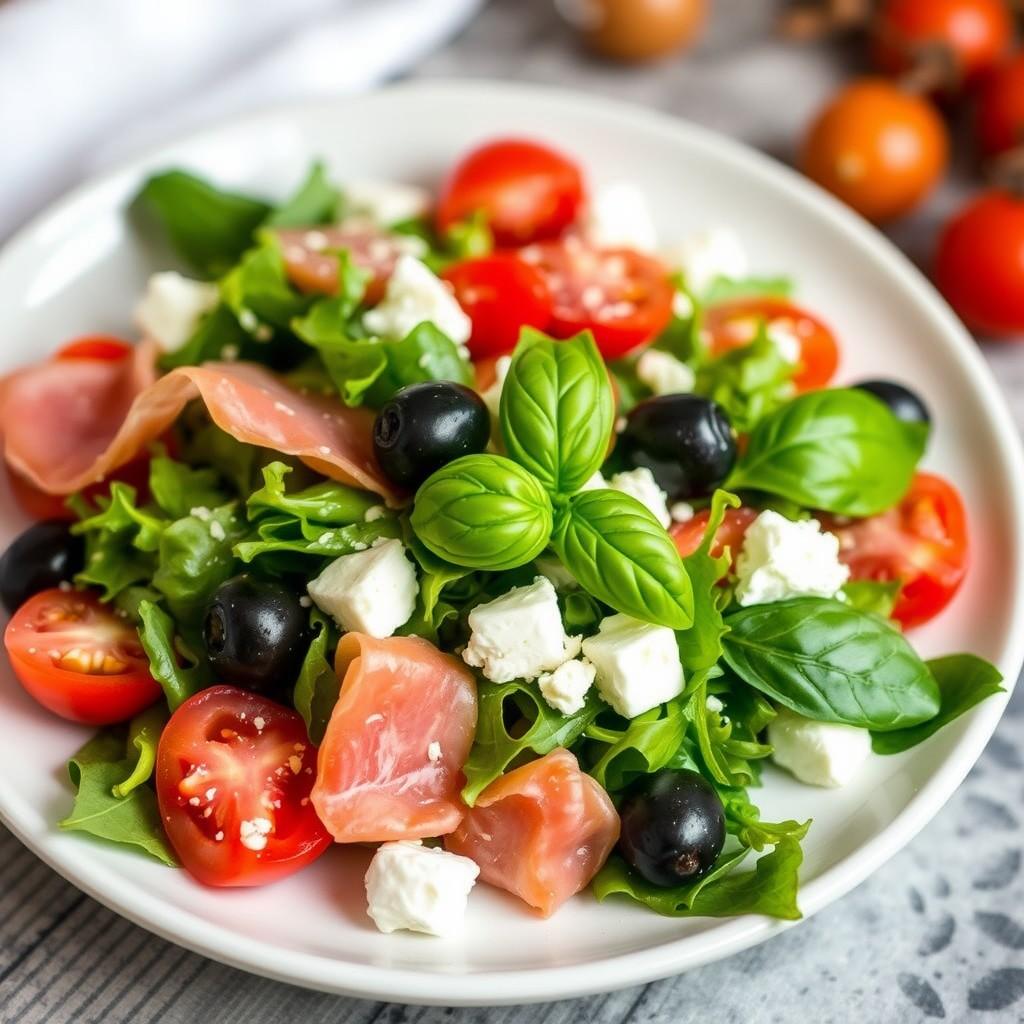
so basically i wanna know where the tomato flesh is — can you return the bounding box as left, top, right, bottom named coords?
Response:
left=671, top=506, right=759, bottom=567
left=3, top=589, right=160, bottom=724
left=976, top=54, right=1024, bottom=158
left=156, top=686, right=330, bottom=887
left=56, top=335, right=133, bottom=363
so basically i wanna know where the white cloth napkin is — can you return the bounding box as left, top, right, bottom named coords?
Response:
left=0, top=0, right=482, bottom=239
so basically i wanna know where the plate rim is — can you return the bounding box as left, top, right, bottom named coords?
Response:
left=1, top=77, right=1023, bottom=1006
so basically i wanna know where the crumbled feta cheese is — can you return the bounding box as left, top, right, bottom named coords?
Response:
left=363, top=255, right=471, bottom=345
left=608, top=468, right=671, bottom=528
left=427, top=741, right=442, bottom=763
left=134, top=272, right=219, bottom=353
left=706, top=694, right=724, bottom=714
left=670, top=501, right=695, bottom=523
left=581, top=613, right=684, bottom=719
left=766, top=321, right=801, bottom=364
left=208, top=520, right=226, bottom=542
left=538, top=658, right=596, bottom=714
left=239, top=817, right=272, bottom=852
left=585, top=181, right=657, bottom=252
left=307, top=538, right=418, bottom=638
left=463, top=576, right=581, bottom=683
left=364, top=505, right=387, bottom=523
left=580, top=470, right=608, bottom=491
left=635, top=348, right=696, bottom=396
left=734, top=510, right=849, bottom=607
left=364, top=840, right=479, bottom=936
left=533, top=553, right=578, bottom=591
left=481, top=354, right=512, bottom=420
left=665, top=227, right=748, bottom=296
left=344, top=179, right=431, bottom=226
left=768, top=707, right=871, bottom=787
left=672, top=290, right=694, bottom=320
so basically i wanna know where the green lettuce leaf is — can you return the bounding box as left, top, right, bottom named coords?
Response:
left=112, top=704, right=168, bottom=799
left=265, top=162, right=341, bottom=228
left=137, top=601, right=211, bottom=710
left=293, top=609, right=341, bottom=745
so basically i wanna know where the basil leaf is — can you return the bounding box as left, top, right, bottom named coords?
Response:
left=723, top=597, right=940, bottom=730
left=265, top=162, right=340, bottom=228
left=137, top=601, right=211, bottom=710
left=588, top=702, right=687, bottom=792
left=411, top=454, right=553, bottom=571
left=552, top=489, right=694, bottom=630
left=111, top=705, right=168, bottom=799
left=135, top=169, right=271, bottom=279
left=462, top=681, right=602, bottom=805
left=872, top=654, right=1004, bottom=754
left=702, top=275, right=794, bottom=305
left=499, top=330, right=614, bottom=495
left=293, top=610, right=340, bottom=745
left=841, top=579, right=901, bottom=619
left=727, top=388, right=927, bottom=516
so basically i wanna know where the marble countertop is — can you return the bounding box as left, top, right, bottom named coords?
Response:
left=2, top=1, right=1023, bottom=1021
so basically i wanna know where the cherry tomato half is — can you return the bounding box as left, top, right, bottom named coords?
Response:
left=522, top=238, right=674, bottom=359
left=975, top=53, right=1024, bottom=158
left=156, top=686, right=331, bottom=887
left=826, top=472, right=968, bottom=629
left=442, top=253, right=553, bottom=359
left=56, top=335, right=133, bottom=363
left=935, top=189, right=1024, bottom=337
left=436, top=139, right=586, bottom=247
left=3, top=589, right=161, bottom=724
left=671, top=506, right=759, bottom=568
left=705, top=298, right=840, bottom=391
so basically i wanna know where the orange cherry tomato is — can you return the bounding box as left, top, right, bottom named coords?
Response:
left=975, top=53, right=1024, bottom=158
left=801, top=79, right=949, bottom=222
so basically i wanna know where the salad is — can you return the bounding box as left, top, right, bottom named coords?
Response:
left=0, top=137, right=1003, bottom=937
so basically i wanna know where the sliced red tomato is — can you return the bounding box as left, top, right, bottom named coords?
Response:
left=436, top=138, right=585, bottom=247
left=56, top=335, right=133, bottom=363
left=825, top=472, right=968, bottom=629
left=442, top=254, right=553, bottom=359
left=705, top=298, right=839, bottom=392
left=3, top=589, right=161, bottom=724
left=311, top=633, right=478, bottom=843
left=670, top=506, right=759, bottom=567
left=522, top=239, right=674, bottom=359
left=445, top=748, right=619, bottom=917
left=156, top=686, right=330, bottom=887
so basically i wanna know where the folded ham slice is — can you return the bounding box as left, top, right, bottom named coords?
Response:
left=1, top=342, right=397, bottom=502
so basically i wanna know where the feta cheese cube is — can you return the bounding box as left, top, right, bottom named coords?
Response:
left=608, top=468, right=671, bottom=528
left=734, top=510, right=849, bottom=607
left=344, top=179, right=430, bottom=226
left=538, top=658, right=596, bottom=714
left=768, top=707, right=871, bottom=787
left=585, top=181, right=657, bottom=252
left=364, top=840, right=479, bottom=936
left=581, top=470, right=608, bottom=491
left=307, top=538, right=418, bottom=639
left=665, top=227, right=748, bottom=296
left=581, top=614, right=684, bottom=719
left=481, top=354, right=512, bottom=420
left=463, top=576, right=581, bottom=683
left=363, top=255, right=471, bottom=346
left=134, top=272, right=219, bottom=353
left=635, top=348, right=696, bottom=396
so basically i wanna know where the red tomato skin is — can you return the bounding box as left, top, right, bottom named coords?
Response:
left=156, top=686, right=331, bottom=887
left=56, top=336, right=133, bottom=362
left=976, top=54, right=1024, bottom=157
left=436, top=139, right=585, bottom=247
left=3, top=590, right=161, bottom=724
left=442, top=254, right=553, bottom=359
left=705, top=298, right=840, bottom=391
left=935, top=191, right=1024, bottom=336
left=670, top=506, right=759, bottom=564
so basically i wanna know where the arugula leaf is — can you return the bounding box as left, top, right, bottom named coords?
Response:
left=247, top=462, right=380, bottom=527
left=135, top=169, right=271, bottom=278
left=293, top=610, right=340, bottom=745
left=841, top=579, right=901, bottom=619
left=872, top=654, right=1004, bottom=754
left=220, top=233, right=313, bottom=330
left=727, top=388, right=927, bottom=517
left=411, top=454, right=554, bottom=571
left=588, top=702, right=687, bottom=792
left=233, top=519, right=398, bottom=564
left=399, top=523, right=470, bottom=643
left=60, top=729, right=176, bottom=866
left=499, top=331, right=615, bottom=495
left=702, top=276, right=794, bottom=305
left=265, top=162, right=340, bottom=228
left=716, top=785, right=810, bottom=852
left=112, top=704, right=168, bottom=799
left=137, top=601, right=211, bottom=710
left=723, top=597, right=940, bottom=730
left=148, top=456, right=227, bottom=520
left=462, top=682, right=602, bottom=805
left=552, top=489, right=694, bottom=630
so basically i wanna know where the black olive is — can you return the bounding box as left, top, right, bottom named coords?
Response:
left=0, top=520, right=85, bottom=614
left=203, top=575, right=309, bottom=694
left=619, top=395, right=736, bottom=499
left=373, top=381, right=490, bottom=488
left=852, top=379, right=931, bottom=425
left=618, top=768, right=726, bottom=887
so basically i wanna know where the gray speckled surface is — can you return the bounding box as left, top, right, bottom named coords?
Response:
left=2, top=1, right=1024, bottom=1020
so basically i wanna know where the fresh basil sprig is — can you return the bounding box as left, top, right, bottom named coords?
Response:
left=499, top=329, right=614, bottom=495
left=722, top=597, right=940, bottom=730
left=551, top=489, right=694, bottom=630
left=726, top=388, right=927, bottom=516
left=410, top=453, right=553, bottom=571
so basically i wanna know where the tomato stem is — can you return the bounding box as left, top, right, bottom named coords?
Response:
left=897, top=42, right=961, bottom=96
left=778, top=0, right=873, bottom=40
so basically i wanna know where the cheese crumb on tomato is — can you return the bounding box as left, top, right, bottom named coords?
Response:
left=364, top=840, right=479, bottom=937
left=239, top=817, right=273, bottom=852
left=768, top=707, right=871, bottom=787
left=134, top=272, right=219, bottom=353
left=635, top=348, right=696, bottom=396
left=344, top=180, right=431, bottom=226
left=538, top=658, right=596, bottom=714
left=734, top=510, right=849, bottom=607
left=585, top=181, right=658, bottom=252
left=665, top=227, right=748, bottom=296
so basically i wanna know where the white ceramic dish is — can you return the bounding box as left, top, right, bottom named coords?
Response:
left=0, top=80, right=1022, bottom=1007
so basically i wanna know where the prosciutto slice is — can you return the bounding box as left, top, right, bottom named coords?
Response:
left=1, top=343, right=397, bottom=502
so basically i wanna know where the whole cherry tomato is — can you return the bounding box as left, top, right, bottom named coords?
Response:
left=975, top=53, right=1024, bottom=158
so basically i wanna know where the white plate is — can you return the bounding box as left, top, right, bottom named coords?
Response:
left=1, top=80, right=1022, bottom=1007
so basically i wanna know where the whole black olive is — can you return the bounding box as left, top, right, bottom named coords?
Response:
left=204, top=575, right=309, bottom=694
left=619, top=394, right=736, bottom=499
left=852, top=379, right=931, bottom=425
left=373, top=381, right=490, bottom=489
left=618, top=768, right=726, bottom=887
left=0, top=520, right=85, bottom=614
